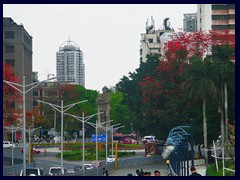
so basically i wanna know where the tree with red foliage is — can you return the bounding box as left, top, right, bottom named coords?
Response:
left=3, top=63, right=22, bottom=126
left=138, top=30, right=235, bottom=141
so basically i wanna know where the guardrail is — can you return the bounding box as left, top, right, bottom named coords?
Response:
left=3, top=162, right=36, bottom=176
left=65, top=155, right=162, bottom=176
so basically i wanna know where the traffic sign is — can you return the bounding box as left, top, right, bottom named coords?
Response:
left=92, top=134, right=106, bottom=142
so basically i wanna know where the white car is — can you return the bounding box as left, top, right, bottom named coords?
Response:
left=49, top=167, right=65, bottom=176
left=20, top=167, right=45, bottom=176
left=83, top=164, right=94, bottom=170
left=3, top=141, right=15, bottom=148
left=107, top=155, right=115, bottom=163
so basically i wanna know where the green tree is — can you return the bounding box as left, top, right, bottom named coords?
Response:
left=110, top=90, right=137, bottom=134
left=183, top=57, right=218, bottom=166
left=116, top=54, right=161, bottom=137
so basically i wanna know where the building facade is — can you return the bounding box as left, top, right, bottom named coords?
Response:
left=197, top=4, right=235, bottom=34
left=3, top=17, right=33, bottom=112
left=140, top=16, right=174, bottom=63
left=183, top=13, right=197, bottom=32
left=56, top=40, right=85, bottom=86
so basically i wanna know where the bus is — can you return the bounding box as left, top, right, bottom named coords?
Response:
left=113, top=133, right=136, bottom=144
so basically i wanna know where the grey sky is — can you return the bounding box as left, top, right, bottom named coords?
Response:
left=3, top=4, right=197, bottom=91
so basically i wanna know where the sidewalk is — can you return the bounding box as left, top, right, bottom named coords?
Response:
left=109, top=161, right=169, bottom=176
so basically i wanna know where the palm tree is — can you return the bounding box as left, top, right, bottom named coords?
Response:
left=183, top=57, right=218, bottom=167
left=211, top=43, right=235, bottom=144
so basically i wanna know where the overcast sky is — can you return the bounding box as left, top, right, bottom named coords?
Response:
left=3, top=4, right=197, bottom=92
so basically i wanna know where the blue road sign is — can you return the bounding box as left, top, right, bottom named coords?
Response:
left=92, top=134, right=106, bottom=142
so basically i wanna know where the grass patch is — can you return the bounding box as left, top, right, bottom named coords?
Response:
left=206, top=160, right=235, bottom=176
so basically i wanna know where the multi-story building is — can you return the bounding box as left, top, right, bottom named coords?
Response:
left=183, top=13, right=197, bottom=32
left=197, top=4, right=235, bottom=34
left=3, top=17, right=33, bottom=112
left=56, top=40, right=85, bottom=87
left=140, top=16, right=174, bottom=63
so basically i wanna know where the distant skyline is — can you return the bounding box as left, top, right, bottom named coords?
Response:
left=3, top=4, right=197, bottom=92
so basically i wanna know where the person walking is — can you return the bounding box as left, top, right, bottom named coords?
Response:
left=44, top=148, right=47, bottom=156
left=166, top=159, right=170, bottom=169
left=102, top=167, right=109, bottom=176
left=190, top=166, right=202, bottom=176
left=135, top=169, right=140, bottom=176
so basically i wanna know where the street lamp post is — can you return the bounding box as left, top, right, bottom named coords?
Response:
left=87, top=119, right=112, bottom=176
left=3, top=125, right=21, bottom=166
left=26, top=126, right=42, bottom=163
left=64, top=112, right=103, bottom=176
left=37, top=99, right=87, bottom=171
left=110, top=125, right=124, bottom=163
left=3, top=76, right=58, bottom=176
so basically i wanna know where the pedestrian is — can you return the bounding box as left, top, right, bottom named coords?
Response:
left=190, top=166, right=202, bottom=176
left=135, top=169, right=140, bottom=176
left=144, top=172, right=148, bottom=176
left=154, top=170, right=161, bottom=176
left=44, top=148, right=47, bottom=156
left=166, top=159, right=170, bottom=169
left=102, top=167, right=109, bottom=176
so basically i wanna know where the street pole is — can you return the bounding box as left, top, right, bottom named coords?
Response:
left=11, top=125, right=14, bottom=166
left=37, top=99, right=87, bottom=172
left=54, top=109, right=56, bottom=134
left=190, top=119, right=194, bottom=167
left=82, top=112, right=85, bottom=176
left=22, top=76, right=26, bottom=176
left=105, top=121, right=107, bottom=165
left=112, top=129, right=113, bottom=161
left=3, top=75, right=60, bottom=176
left=61, top=99, right=63, bottom=171
left=96, top=120, right=98, bottom=176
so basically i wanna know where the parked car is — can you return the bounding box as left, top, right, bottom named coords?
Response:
left=20, top=167, right=45, bottom=176
left=49, top=167, right=65, bottom=176
left=91, top=160, right=102, bottom=168
left=74, top=165, right=85, bottom=172
left=83, top=164, right=94, bottom=170
left=141, top=136, right=155, bottom=144
left=66, top=169, right=75, bottom=174
left=107, top=155, right=115, bottom=163
left=3, top=141, right=15, bottom=148
left=21, top=147, right=40, bottom=154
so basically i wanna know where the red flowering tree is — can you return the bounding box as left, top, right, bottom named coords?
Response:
left=3, top=63, right=22, bottom=126
left=138, top=30, right=235, bottom=141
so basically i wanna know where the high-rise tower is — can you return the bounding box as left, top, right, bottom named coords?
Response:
left=56, top=40, right=85, bottom=86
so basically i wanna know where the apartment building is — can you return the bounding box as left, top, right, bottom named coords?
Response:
left=56, top=40, right=85, bottom=86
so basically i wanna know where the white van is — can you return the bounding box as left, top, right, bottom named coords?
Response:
left=141, top=136, right=155, bottom=144
left=3, top=141, right=15, bottom=148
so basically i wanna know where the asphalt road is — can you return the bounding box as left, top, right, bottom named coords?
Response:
left=3, top=145, right=167, bottom=176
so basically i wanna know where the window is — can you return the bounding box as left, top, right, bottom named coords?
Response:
left=212, top=15, right=229, bottom=20
left=148, top=39, right=153, bottom=43
left=212, top=5, right=229, bottom=10
left=229, top=14, right=235, bottom=19
left=5, top=31, right=14, bottom=39
left=212, top=25, right=229, bottom=30
left=5, top=45, right=15, bottom=53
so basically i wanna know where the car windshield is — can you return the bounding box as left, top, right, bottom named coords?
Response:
left=74, top=166, right=83, bottom=171
left=50, top=169, right=61, bottom=174
left=108, top=155, right=115, bottom=158
left=84, top=165, right=92, bottom=168
left=26, top=169, right=38, bottom=176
